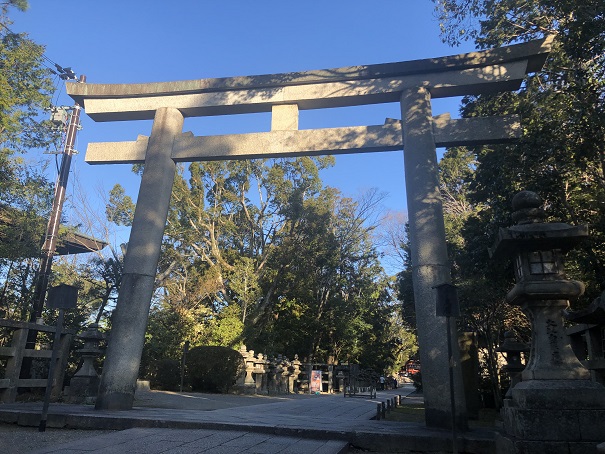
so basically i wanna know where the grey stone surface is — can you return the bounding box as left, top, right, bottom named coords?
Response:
left=95, top=107, right=184, bottom=411
left=496, top=432, right=601, bottom=454
left=400, top=86, right=467, bottom=430
left=271, top=104, right=298, bottom=131
left=511, top=379, right=605, bottom=409
left=85, top=115, right=520, bottom=165
left=80, top=61, right=529, bottom=121
left=66, top=38, right=552, bottom=121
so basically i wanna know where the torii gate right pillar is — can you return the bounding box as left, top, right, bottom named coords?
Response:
left=401, top=86, right=468, bottom=429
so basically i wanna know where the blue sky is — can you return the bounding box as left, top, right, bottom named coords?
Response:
left=12, top=1, right=475, bottom=271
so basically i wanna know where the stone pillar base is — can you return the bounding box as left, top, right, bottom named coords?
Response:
left=64, top=375, right=100, bottom=404
left=496, top=433, right=601, bottom=454
left=497, top=380, right=605, bottom=452
left=232, top=384, right=256, bottom=395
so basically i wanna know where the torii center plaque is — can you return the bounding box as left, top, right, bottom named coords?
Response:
left=67, top=37, right=552, bottom=429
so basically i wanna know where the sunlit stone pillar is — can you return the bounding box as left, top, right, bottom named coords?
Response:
left=400, top=87, right=467, bottom=429
left=96, top=107, right=183, bottom=410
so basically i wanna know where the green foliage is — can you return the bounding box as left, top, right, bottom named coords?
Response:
left=186, top=346, right=244, bottom=393
left=105, top=184, right=135, bottom=226
left=0, top=2, right=59, bottom=327
left=210, top=303, right=243, bottom=347
left=430, top=0, right=605, bottom=408
left=108, top=156, right=413, bottom=375
left=431, top=0, right=605, bottom=298
left=0, top=1, right=55, bottom=260
left=150, top=359, right=181, bottom=391
left=140, top=303, right=199, bottom=378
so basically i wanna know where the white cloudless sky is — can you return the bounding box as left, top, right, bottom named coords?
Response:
left=12, top=1, right=476, bottom=273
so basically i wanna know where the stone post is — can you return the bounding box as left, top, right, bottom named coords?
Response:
left=279, top=358, right=289, bottom=393
left=491, top=191, right=605, bottom=452
left=267, top=358, right=277, bottom=394
left=327, top=362, right=334, bottom=394
left=95, top=107, right=184, bottom=410
left=244, top=348, right=256, bottom=391
left=235, top=346, right=256, bottom=393
left=305, top=361, right=313, bottom=394
left=289, top=355, right=301, bottom=393
left=235, top=345, right=247, bottom=388
left=280, top=359, right=290, bottom=393
left=459, top=332, right=482, bottom=419
left=400, top=87, right=467, bottom=429
left=336, top=370, right=345, bottom=394
left=254, top=353, right=267, bottom=394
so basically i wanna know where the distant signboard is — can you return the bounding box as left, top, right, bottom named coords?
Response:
left=310, top=370, right=322, bottom=393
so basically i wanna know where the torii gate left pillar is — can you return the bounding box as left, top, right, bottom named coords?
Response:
left=95, top=107, right=183, bottom=410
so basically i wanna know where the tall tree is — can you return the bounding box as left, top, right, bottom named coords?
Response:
left=433, top=0, right=605, bottom=297
left=107, top=155, right=409, bottom=374
left=0, top=0, right=58, bottom=322
left=430, top=0, right=605, bottom=406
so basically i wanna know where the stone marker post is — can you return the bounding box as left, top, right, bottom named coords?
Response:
left=400, top=87, right=467, bottom=430
left=96, top=107, right=184, bottom=410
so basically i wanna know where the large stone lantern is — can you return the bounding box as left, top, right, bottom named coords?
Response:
left=490, top=191, right=605, bottom=452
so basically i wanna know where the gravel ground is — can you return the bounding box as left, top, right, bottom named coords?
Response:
left=0, top=423, right=116, bottom=454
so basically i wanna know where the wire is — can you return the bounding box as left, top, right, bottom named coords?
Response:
left=0, top=21, right=77, bottom=80
left=1, top=20, right=79, bottom=160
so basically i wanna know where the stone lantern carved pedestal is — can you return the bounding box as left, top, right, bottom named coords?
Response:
left=490, top=191, right=605, bottom=453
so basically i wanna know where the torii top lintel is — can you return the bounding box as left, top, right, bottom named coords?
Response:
left=66, top=37, right=552, bottom=122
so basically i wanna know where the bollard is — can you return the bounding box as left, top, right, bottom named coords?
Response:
left=381, top=401, right=386, bottom=418
left=387, top=399, right=391, bottom=412
left=392, top=397, right=396, bottom=408
left=398, top=394, right=402, bottom=405
left=377, top=403, right=382, bottom=420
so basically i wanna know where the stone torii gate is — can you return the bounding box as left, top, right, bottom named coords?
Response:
left=67, top=37, right=552, bottom=428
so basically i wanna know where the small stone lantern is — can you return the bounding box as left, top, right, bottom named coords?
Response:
left=495, top=331, right=528, bottom=399
left=67, top=323, right=105, bottom=403
left=490, top=191, right=605, bottom=452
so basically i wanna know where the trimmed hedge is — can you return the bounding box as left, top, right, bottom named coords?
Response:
left=186, top=346, right=244, bottom=393
left=151, top=358, right=181, bottom=391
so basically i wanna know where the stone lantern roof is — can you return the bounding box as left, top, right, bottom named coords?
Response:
left=489, top=190, right=588, bottom=259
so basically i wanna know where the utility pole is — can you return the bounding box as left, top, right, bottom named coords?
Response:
left=28, top=74, right=86, bottom=324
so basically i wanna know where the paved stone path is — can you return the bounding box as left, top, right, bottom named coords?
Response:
left=30, top=427, right=348, bottom=454
left=0, top=386, right=496, bottom=453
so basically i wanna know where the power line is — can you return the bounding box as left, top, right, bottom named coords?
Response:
left=0, top=21, right=78, bottom=81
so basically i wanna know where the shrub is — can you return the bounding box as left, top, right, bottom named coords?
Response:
left=186, top=346, right=244, bottom=393
left=151, top=359, right=182, bottom=391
